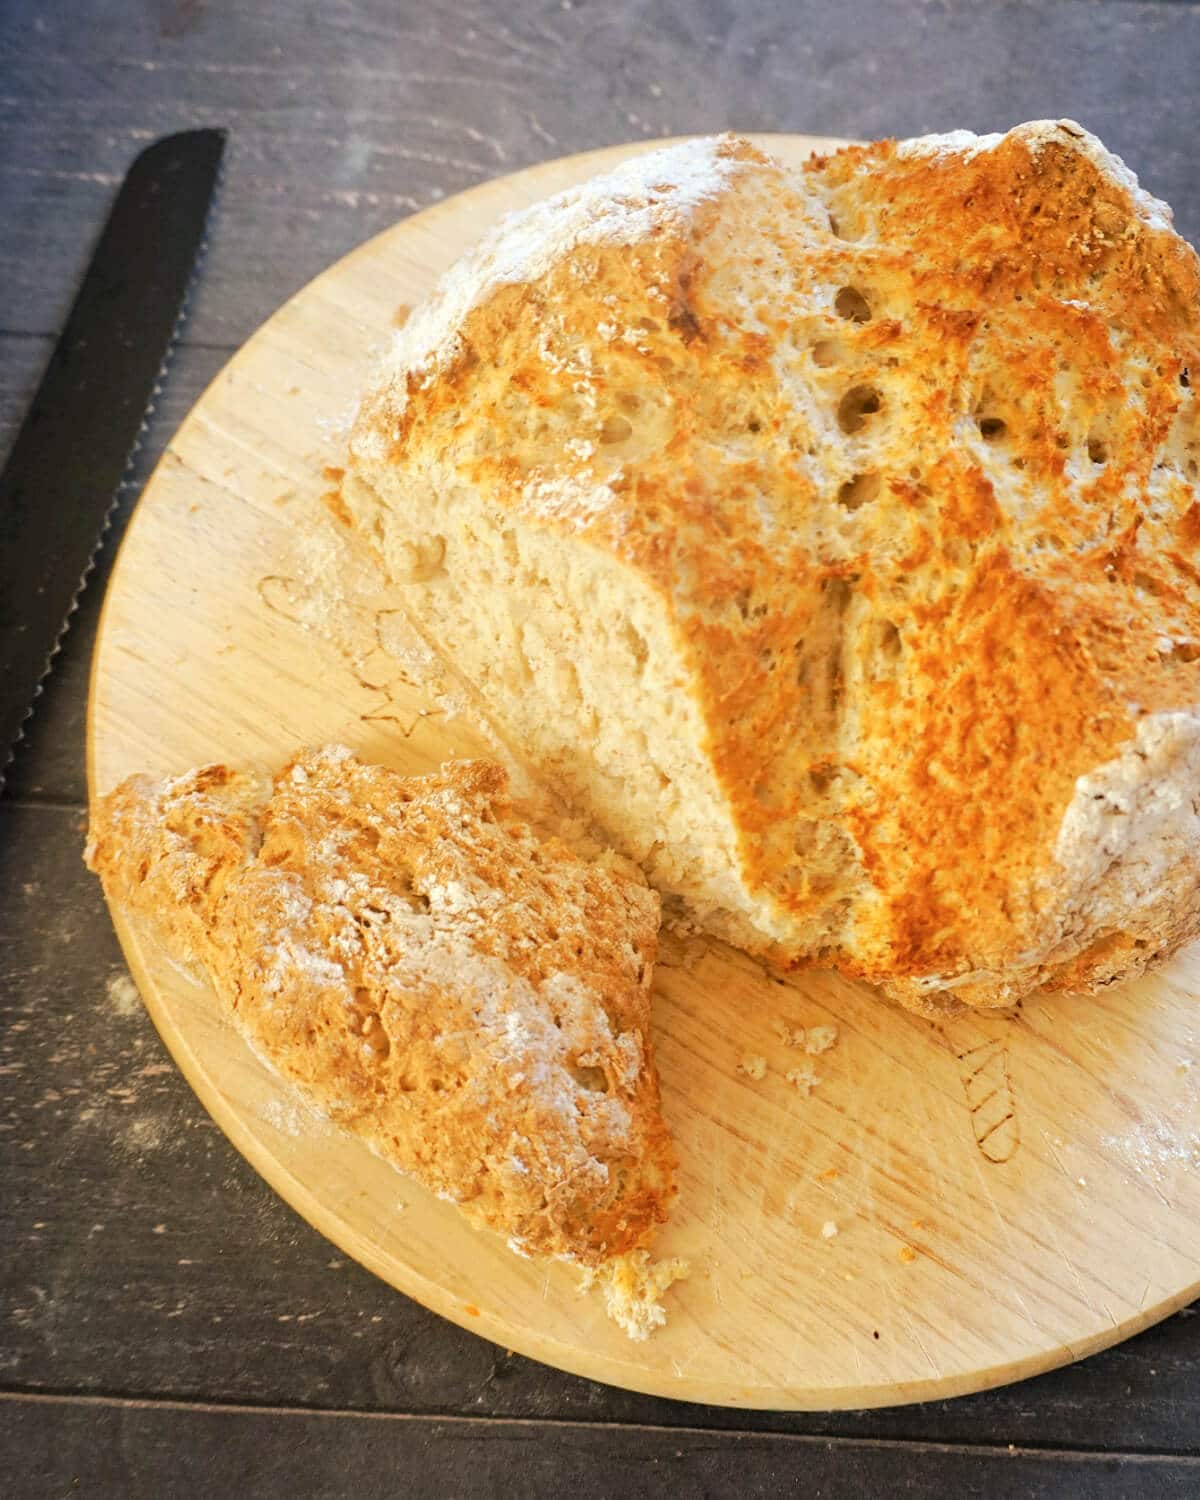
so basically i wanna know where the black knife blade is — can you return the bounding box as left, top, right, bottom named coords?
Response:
left=0, top=127, right=226, bottom=784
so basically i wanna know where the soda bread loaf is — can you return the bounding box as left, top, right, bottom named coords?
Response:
left=85, top=747, right=675, bottom=1269
left=344, top=123, right=1200, bottom=1012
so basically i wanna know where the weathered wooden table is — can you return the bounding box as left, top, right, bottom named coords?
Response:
left=4, top=3, right=1200, bottom=1494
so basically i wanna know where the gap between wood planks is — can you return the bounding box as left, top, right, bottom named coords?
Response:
left=0, top=329, right=240, bottom=352
left=1, top=795, right=88, bottom=811
left=1, top=1389, right=1199, bottom=1465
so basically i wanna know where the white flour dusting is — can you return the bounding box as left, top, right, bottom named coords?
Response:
left=1102, top=1118, right=1200, bottom=1183
left=359, top=136, right=742, bottom=441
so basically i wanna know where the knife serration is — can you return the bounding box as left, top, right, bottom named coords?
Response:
left=0, top=128, right=227, bottom=786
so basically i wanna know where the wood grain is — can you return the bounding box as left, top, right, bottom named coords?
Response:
left=84, top=134, right=1200, bottom=1410
left=7, top=1392, right=1200, bottom=1500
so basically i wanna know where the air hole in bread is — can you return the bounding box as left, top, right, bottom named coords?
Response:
left=792, top=820, right=826, bottom=858
left=570, top=1062, right=609, bottom=1093
left=360, top=1013, right=391, bottom=1058
left=826, top=209, right=862, bottom=243
left=1182, top=368, right=1191, bottom=389
left=877, top=620, right=902, bottom=658
left=615, top=390, right=642, bottom=415
left=1170, top=639, right=1200, bottom=662
left=1132, top=572, right=1161, bottom=595
left=808, top=764, right=836, bottom=794
left=821, top=574, right=854, bottom=612
left=811, top=339, right=840, bottom=368
left=978, top=416, right=1007, bottom=441
left=834, top=286, right=871, bottom=323
left=391, top=871, right=431, bottom=912
left=747, top=416, right=763, bottom=433
left=599, top=414, right=633, bottom=445
left=393, top=534, right=446, bottom=583
left=1087, top=435, right=1109, bottom=465
left=837, top=385, right=883, bottom=435
left=837, top=471, right=881, bottom=511
left=634, top=315, right=660, bottom=333
left=622, top=619, right=649, bottom=668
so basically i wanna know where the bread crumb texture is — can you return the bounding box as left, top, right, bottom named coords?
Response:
left=85, top=747, right=676, bottom=1271
left=347, top=123, right=1200, bottom=1012
left=777, top=1021, right=839, bottom=1054
left=786, top=1064, right=821, bottom=1096
left=579, top=1248, right=691, bottom=1341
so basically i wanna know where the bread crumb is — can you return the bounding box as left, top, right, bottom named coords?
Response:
left=105, top=973, right=142, bottom=1019
left=821, top=1221, right=838, bottom=1239
left=775, top=1023, right=837, bottom=1054
left=805, top=1025, right=838, bottom=1055
left=898, top=1245, right=917, bottom=1264
left=786, top=1063, right=821, bottom=1096
left=738, top=1054, right=767, bottom=1081
left=580, top=1249, right=691, bottom=1341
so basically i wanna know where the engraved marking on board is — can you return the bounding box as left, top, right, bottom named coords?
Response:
left=957, top=1038, right=1020, bottom=1163
left=256, top=574, right=310, bottom=624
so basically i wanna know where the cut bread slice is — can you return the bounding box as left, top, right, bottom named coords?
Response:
left=344, top=124, right=1200, bottom=1011
left=85, top=747, right=676, bottom=1270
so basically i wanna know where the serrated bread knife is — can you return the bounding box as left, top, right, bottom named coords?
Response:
left=0, top=128, right=226, bottom=786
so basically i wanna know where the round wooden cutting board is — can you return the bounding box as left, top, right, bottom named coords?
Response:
left=88, top=134, right=1200, bottom=1409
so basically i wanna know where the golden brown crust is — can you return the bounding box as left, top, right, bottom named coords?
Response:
left=348, top=124, right=1200, bottom=1008
left=85, top=748, right=674, bottom=1266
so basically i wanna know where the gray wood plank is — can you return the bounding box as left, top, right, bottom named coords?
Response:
left=4, top=1394, right=1199, bottom=1500
left=3, top=1, right=1200, bottom=346
left=3, top=799, right=1200, bottom=1452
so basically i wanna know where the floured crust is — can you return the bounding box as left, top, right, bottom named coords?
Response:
left=347, top=123, right=1200, bottom=1009
left=85, top=747, right=675, bottom=1266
